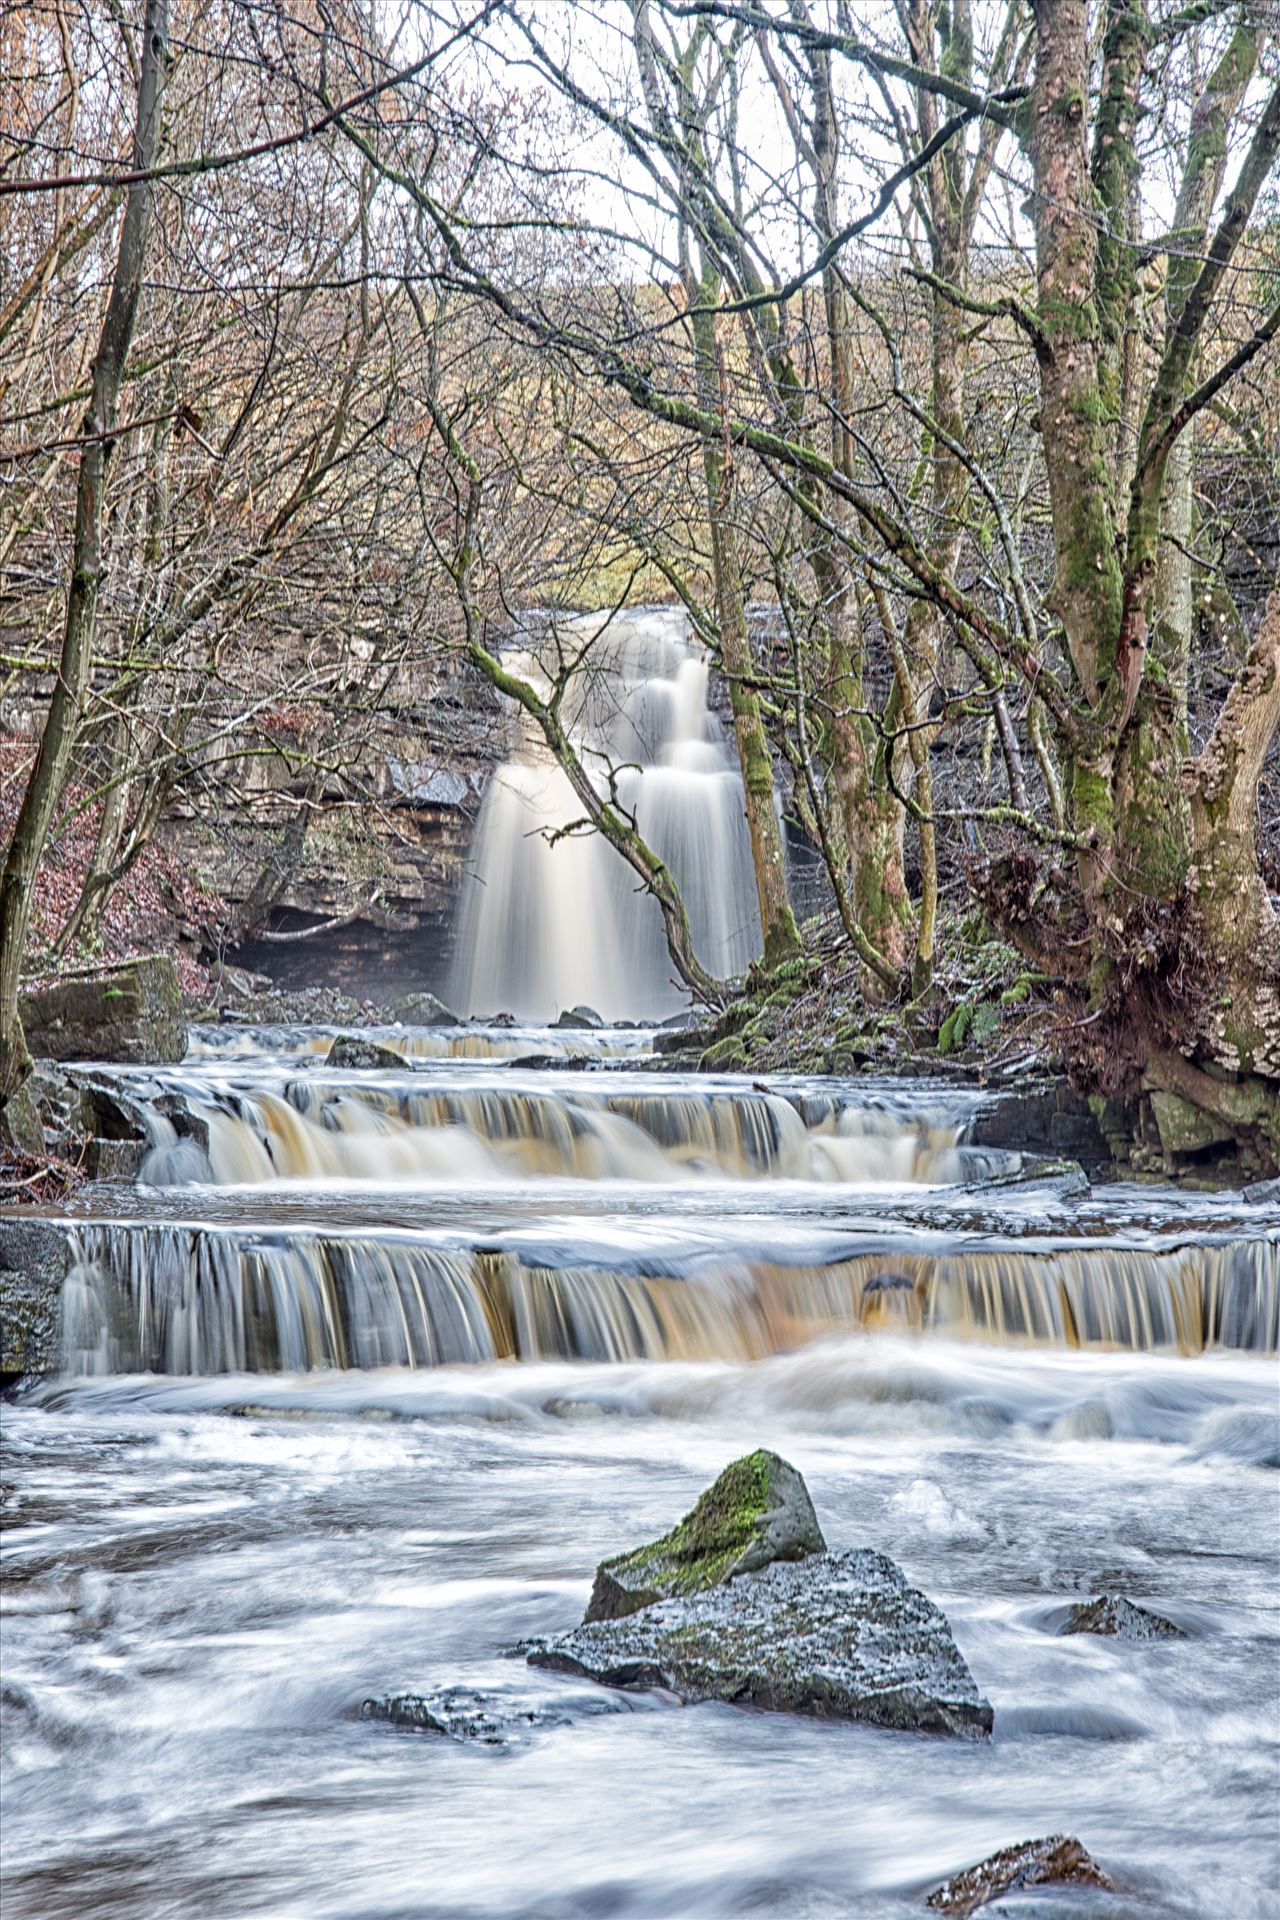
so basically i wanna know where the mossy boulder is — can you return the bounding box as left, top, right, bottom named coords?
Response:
left=584, top=1450, right=826, bottom=1624
left=19, top=957, right=186, bottom=1066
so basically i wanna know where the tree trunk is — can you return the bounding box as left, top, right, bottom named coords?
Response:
left=0, top=0, right=169, bottom=1102
left=691, top=296, right=800, bottom=970
left=1186, top=582, right=1280, bottom=1084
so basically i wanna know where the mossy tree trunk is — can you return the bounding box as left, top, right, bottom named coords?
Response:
left=1022, top=0, right=1280, bottom=1150
left=689, top=279, right=801, bottom=972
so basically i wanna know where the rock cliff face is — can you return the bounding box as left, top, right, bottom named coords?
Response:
left=163, top=671, right=503, bottom=997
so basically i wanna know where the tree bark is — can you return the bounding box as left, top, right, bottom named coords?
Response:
left=690, top=292, right=800, bottom=969
left=0, top=0, right=169, bottom=1101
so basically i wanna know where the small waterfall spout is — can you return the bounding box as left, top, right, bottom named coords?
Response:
left=450, top=607, right=767, bottom=1020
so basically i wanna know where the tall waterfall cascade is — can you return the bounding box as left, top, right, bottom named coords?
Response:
left=451, top=607, right=766, bottom=1021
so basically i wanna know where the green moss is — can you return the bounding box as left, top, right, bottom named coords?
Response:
left=603, top=1451, right=775, bottom=1601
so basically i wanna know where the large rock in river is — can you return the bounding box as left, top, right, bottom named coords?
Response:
left=19, top=956, right=186, bottom=1066
left=325, top=1033, right=404, bottom=1070
left=585, top=1449, right=826, bottom=1623
left=530, top=1546, right=993, bottom=1738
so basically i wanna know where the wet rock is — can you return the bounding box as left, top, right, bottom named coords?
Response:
left=359, top=1691, right=515, bottom=1744
left=968, top=1084, right=1109, bottom=1173
left=19, top=956, right=186, bottom=1066
left=152, top=1094, right=211, bottom=1156
left=0, top=1084, right=45, bottom=1157
left=1058, top=1594, right=1184, bottom=1641
left=388, top=991, right=458, bottom=1028
left=653, top=1022, right=713, bottom=1056
left=0, top=1219, right=71, bottom=1378
left=584, top=1450, right=826, bottom=1623
left=62, top=1073, right=152, bottom=1180
left=325, top=1034, right=404, bottom=1070
left=556, top=1004, right=605, bottom=1030
left=358, top=1685, right=617, bottom=1748
left=530, top=1547, right=992, bottom=1738
left=1243, top=1176, right=1280, bottom=1205
left=926, top=1834, right=1111, bottom=1916
left=962, top=1150, right=1090, bottom=1196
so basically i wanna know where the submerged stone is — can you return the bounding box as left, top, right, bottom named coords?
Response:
left=531, top=1547, right=992, bottom=1738
left=1058, top=1594, right=1184, bottom=1641
left=359, top=1684, right=628, bottom=1749
left=926, top=1834, right=1112, bottom=1915
left=360, top=1691, right=521, bottom=1745
left=325, top=1033, right=404, bottom=1070
left=584, top=1449, right=825, bottom=1623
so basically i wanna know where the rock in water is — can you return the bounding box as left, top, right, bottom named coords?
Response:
left=325, top=1034, right=404, bottom=1070
left=389, top=991, right=458, bottom=1028
left=19, top=956, right=186, bottom=1066
left=530, top=1547, right=992, bottom=1738
left=926, top=1835, right=1111, bottom=1915
left=584, top=1450, right=826, bottom=1623
left=555, top=1004, right=604, bottom=1030
left=1059, top=1593, right=1184, bottom=1641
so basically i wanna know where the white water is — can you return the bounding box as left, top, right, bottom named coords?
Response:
left=450, top=609, right=764, bottom=1020
left=4, top=1027, right=1279, bottom=1918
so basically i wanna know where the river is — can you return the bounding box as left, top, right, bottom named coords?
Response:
left=2, top=1023, right=1278, bottom=1919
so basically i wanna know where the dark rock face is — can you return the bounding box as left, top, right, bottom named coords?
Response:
left=1058, top=1594, right=1184, bottom=1641
left=63, top=1072, right=153, bottom=1181
left=20, top=957, right=186, bottom=1066
left=325, top=1034, right=405, bottom=1070
left=531, top=1547, right=993, bottom=1739
left=0, top=1219, right=71, bottom=1377
left=926, top=1834, right=1112, bottom=1916
left=584, top=1450, right=826, bottom=1624
left=968, top=1084, right=1109, bottom=1173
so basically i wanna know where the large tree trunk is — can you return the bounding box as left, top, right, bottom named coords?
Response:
left=690, top=295, right=800, bottom=970
left=0, top=0, right=169, bottom=1102
left=1186, top=583, right=1280, bottom=1084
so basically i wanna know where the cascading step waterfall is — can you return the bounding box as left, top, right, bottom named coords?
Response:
left=60, top=1216, right=1279, bottom=1376
left=38, top=1040, right=1280, bottom=1377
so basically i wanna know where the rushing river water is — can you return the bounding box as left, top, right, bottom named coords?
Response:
left=3, top=1025, right=1279, bottom=1920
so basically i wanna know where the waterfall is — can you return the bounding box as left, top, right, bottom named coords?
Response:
left=139, top=1075, right=978, bottom=1185
left=60, top=1220, right=1279, bottom=1374
left=450, top=607, right=766, bottom=1020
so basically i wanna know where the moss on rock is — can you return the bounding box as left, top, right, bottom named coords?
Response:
left=584, top=1450, right=826, bottom=1624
